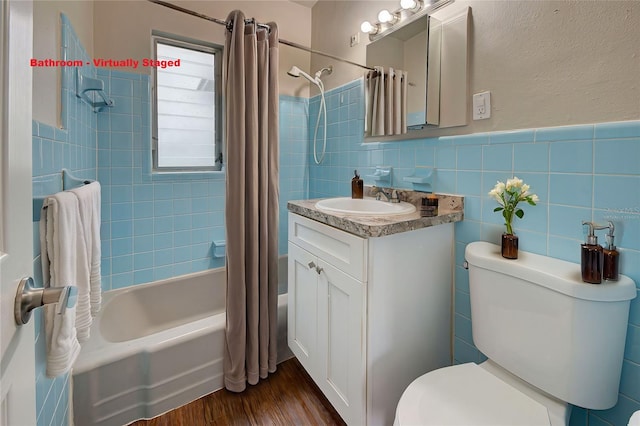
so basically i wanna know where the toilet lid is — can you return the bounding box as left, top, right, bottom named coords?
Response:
left=395, top=363, right=551, bottom=426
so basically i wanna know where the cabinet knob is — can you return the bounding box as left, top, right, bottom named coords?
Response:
left=307, top=261, right=323, bottom=274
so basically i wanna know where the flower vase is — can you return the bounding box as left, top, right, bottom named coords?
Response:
left=501, top=233, right=518, bottom=259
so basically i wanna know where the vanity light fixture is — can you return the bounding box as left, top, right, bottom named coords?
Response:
left=360, top=0, right=426, bottom=37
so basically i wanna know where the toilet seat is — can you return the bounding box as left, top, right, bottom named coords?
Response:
left=394, top=363, right=551, bottom=426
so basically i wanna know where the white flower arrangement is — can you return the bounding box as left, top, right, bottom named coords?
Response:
left=489, top=177, right=539, bottom=235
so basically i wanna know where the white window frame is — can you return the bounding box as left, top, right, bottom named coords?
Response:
left=151, top=32, right=223, bottom=172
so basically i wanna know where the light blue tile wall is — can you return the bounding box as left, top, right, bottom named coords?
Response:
left=307, top=79, right=640, bottom=426
left=308, top=79, right=366, bottom=198
left=95, top=68, right=226, bottom=290
left=96, top=73, right=307, bottom=288
left=31, top=13, right=97, bottom=426
left=279, top=95, right=310, bottom=254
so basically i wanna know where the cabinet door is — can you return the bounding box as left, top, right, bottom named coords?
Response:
left=317, top=260, right=367, bottom=426
left=288, top=243, right=319, bottom=375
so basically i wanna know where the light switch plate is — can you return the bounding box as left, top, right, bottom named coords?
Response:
left=350, top=33, right=360, bottom=47
left=473, top=91, right=491, bottom=120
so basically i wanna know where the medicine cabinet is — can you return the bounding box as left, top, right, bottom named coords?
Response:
left=365, top=5, right=470, bottom=131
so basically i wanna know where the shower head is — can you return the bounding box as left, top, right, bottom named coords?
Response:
left=286, top=65, right=302, bottom=77
left=288, top=65, right=334, bottom=89
left=287, top=66, right=316, bottom=84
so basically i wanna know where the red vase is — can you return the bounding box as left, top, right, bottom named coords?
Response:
left=501, top=233, right=518, bottom=259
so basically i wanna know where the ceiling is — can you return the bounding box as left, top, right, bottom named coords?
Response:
left=289, top=0, right=318, bottom=8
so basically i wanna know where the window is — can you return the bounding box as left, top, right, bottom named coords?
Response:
left=152, top=34, right=223, bottom=171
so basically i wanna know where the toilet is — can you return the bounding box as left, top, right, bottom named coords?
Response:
left=395, top=241, right=637, bottom=426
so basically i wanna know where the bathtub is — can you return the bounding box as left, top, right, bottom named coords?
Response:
left=73, top=257, right=291, bottom=426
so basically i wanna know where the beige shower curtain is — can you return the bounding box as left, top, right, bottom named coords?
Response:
left=223, top=10, right=279, bottom=393
left=365, top=66, right=408, bottom=136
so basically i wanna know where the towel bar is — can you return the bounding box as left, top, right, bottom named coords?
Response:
left=33, top=169, right=95, bottom=221
left=76, top=68, right=114, bottom=113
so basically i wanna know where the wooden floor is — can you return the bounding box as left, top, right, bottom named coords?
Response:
left=131, top=358, right=346, bottom=426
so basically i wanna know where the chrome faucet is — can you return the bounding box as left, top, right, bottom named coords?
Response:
left=372, top=186, right=400, bottom=203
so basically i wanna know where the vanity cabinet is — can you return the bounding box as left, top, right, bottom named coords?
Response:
left=288, top=214, right=367, bottom=425
left=288, top=212, right=453, bottom=425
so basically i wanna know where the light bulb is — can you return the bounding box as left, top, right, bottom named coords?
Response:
left=360, top=21, right=379, bottom=34
left=400, top=0, right=417, bottom=9
left=361, top=21, right=373, bottom=33
left=377, top=9, right=396, bottom=24
left=401, top=0, right=423, bottom=13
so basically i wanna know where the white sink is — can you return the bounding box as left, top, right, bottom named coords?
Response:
left=315, top=197, right=416, bottom=216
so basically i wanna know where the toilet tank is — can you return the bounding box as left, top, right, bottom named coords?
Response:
left=465, top=241, right=637, bottom=410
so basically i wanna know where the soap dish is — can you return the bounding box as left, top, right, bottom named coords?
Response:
left=212, top=240, right=226, bottom=258
left=367, top=166, right=392, bottom=185
left=403, top=168, right=434, bottom=191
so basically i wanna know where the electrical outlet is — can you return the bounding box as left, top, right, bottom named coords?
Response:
left=473, top=91, right=491, bottom=120
left=350, top=33, right=360, bottom=47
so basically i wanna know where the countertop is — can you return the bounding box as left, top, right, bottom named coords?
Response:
left=287, top=190, right=464, bottom=238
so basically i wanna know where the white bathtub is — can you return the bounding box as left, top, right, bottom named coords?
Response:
left=73, top=258, right=291, bottom=426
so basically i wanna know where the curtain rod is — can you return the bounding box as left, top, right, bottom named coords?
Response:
left=147, top=0, right=374, bottom=71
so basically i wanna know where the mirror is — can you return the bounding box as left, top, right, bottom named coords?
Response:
left=365, top=5, right=470, bottom=130
left=366, top=16, right=432, bottom=128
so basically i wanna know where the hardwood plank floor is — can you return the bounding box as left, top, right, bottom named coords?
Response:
left=130, top=358, right=346, bottom=426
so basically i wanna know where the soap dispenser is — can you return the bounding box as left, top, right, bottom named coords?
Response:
left=603, top=221, right=619, bottom=281
left=581, top=221, right=603, bottom=284
left=351, top=170, right=363, bottom=199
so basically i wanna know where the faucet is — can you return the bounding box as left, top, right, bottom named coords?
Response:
left=372, top=186, right=400, bottom=203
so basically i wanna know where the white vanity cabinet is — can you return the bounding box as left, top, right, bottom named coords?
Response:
left=288, top=214, right=367, bottom=425
left=288, top=212, right=453, bottom=426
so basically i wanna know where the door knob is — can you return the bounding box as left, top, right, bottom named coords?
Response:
left=308, top=261, right=316, bottom=270
left=14, top=277, right=78, bottom=325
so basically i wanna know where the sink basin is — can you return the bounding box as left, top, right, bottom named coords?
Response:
left=315, top=197, right=416, bottom=216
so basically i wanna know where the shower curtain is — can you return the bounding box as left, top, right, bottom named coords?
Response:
left=223, top=10, right=279, bottom=392
left=365, top=66, right=408, bottom=136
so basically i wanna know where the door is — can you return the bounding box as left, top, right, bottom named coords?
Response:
left=287, top=243, right=318, bottom=375
left=0, top=0, right=36, bottom=424
left=317, top=260, right=366, bottom=426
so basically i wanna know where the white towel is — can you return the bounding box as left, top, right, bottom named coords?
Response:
left=70, top=182, right=102, bottom=322
left=40, top=192, right=85, bottom=377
